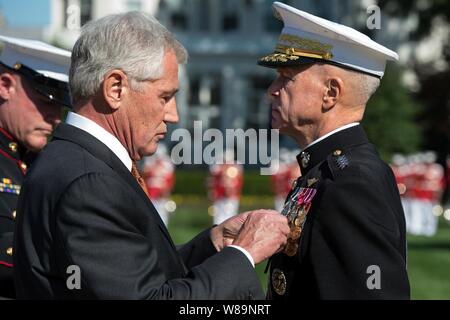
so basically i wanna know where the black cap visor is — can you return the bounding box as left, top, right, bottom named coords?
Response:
left=1, top=61, right=72, bottom=108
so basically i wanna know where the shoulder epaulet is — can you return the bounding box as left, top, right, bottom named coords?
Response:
left=326, top=149, right=351, bottom=178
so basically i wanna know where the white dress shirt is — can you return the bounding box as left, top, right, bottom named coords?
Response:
left=66, top=111, right=132, bottom=172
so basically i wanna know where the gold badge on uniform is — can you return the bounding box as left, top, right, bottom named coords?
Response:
left=299, top=151, right=310, bottom=168
left=271, top=268, right=287, bottom=296
left=9, top=142, right=18, bottom=153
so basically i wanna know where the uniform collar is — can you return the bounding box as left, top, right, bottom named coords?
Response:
left=296, top=124, right=369, bottom=174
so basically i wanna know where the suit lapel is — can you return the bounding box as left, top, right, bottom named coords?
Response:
left=52, top=123, right=176, bottom=249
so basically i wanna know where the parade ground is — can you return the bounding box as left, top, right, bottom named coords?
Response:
left=168, top=194, right=450, bottom=300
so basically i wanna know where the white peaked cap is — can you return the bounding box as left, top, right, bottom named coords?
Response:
left=258, top=2, right=399, bottom=78
left=0, top=35, right=71, bottom=82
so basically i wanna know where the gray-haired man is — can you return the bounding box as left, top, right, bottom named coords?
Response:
left=14, top=12, right=289, bottom=299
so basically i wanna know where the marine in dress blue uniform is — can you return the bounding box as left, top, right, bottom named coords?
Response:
left=0, top=35, right=71, bottom=298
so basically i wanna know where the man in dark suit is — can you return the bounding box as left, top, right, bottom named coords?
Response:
left=258, top=2, right=410, bottom=299
left=0, top=35, right=71, bottom=299
left=14, top=12, right=290, bottom=299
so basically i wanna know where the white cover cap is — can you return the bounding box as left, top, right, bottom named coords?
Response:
left=0, top=35, right=71, bottom=82
left=258, top=2, right=399, bottom=78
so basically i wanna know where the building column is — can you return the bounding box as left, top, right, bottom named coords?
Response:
left=221, top=65, right=248, bottom=135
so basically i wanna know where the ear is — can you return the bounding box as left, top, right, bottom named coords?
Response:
left=102, top=69, right=130, bottom=110
left=0, top=72, right=16, bottom=101
left=322, top=77, right=343, bottom=110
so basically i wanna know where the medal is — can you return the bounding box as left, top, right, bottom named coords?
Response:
left=284, top=239, right=299, bottom=257
left=280, top=183, right=318, bottom=257
left=290, top=226, right=302, bottom=240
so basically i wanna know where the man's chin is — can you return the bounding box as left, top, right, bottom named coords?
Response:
left=25, top=141, right=47, bottom=153
left=271, top=120, right=286, bottom=131
left=140, top=141, right=159, bottom=157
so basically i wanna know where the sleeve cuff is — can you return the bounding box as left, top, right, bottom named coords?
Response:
left=227, top=245, right=255, bottom=268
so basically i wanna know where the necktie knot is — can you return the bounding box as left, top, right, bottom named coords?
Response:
left=131, top=162, right=149, bottom=196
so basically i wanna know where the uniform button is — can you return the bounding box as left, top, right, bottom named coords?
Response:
left=291, top=179, right=297, bottom=189
left=20, top=162, right=27, bottom=171
left=333, top=149, right=342, bottom=156
left=300, top=151, right=310, bottom=168
left=6, top=247, right=13, bottom=256
left=9, top=142, right=18, bottom=153
left=12, top=210, right=16, bottom=220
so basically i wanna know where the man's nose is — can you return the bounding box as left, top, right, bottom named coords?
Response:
left=267, top=78, right=281, bottom=101
left=165, top=99, right=179, bottom=124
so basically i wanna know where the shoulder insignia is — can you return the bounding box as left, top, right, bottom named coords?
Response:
left=0, top=178, right=21, bottom=195
left=329, top=149, right=350, bottom=171
left=335, top=154, right=349, bottom=170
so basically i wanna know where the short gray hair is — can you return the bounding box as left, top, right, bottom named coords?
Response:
left=357, top=72, right=381, bottom=102
left=69, top=11, right=188, bottom=104
left=341, top=68, right=381, bottom=105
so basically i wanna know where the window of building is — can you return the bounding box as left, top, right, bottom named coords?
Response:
left=246, top=75, right=274, bottom=130
left=187, top=74, right=222, bottom=129
left=170, top=12, right=187, bottom=29
left=188, top=74, right=221, bottom=107
left=221, top=0, right=240, bottom=32
left=263, top=0, right=287, bottom=33
left=160, top=0, right=188, bottom=30
left=80, top=0, right=92, bottom=26
left=198, top=0, right=211, bottom=31
left=127, top=0, right=142, bottom=11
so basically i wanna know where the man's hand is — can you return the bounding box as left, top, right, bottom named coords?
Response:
left=210, top=209, right=289, bottom=264
left=210, top=211, right=253, bottom=251
left=232, top=210, right=289, bottom=264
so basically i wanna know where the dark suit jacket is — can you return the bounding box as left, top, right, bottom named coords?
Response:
left=14, top=123, right=263, bottom=299
left=268, top=125, right=410, bottom=300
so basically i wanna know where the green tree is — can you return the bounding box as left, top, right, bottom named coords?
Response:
left=377, top=0, right=449, bottom=201
left=363, top=65, right=422, bottom=161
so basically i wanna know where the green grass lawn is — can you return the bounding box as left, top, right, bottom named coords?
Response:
left=167, top=196, right=450, bottom=299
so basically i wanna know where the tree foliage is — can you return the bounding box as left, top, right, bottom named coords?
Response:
left=363, top=65, right=422, bottom=161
